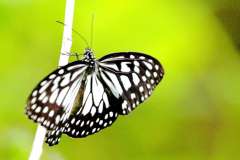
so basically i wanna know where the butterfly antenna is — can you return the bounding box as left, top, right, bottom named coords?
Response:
left=56, top=21, right=90, bottom=48
left=90, top=13, right=95, bottom=49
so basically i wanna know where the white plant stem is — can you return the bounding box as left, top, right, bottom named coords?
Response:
left=59, top=0, right=75, bottom=67
left=29, top=125, right=46, bottom=160
left=28, top=0, right=75, bottom=160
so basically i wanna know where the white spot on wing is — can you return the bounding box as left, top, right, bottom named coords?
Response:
left=134, top=66, right=140, bottom=73
left=120, top=75, right=131, bottom=91
left=31, top=97, right=37, bottom=104
left=61, top=73, right=71, bottom=87
left=55, top=115, right=60, bottom=124
left=142, top=76, right=147, bottom=82
left=76, top=120, right=80, bottom=125
left=91, top=106, right=96, bottom=116
left=139, top=86, right=144, bottom=92
left=153, top=72, right=158, bottom=78
left=71, top=66, right=86, bottom=81
left=38, top=92, right=46, bottom=101
left=71, top=118, right=75, bottom=124
left=67, top=64, right=84, bottom=70
left=49, top=74, right=56, bottom=79
left=98, top=101, right=103, bottom=113
left=148, top=59, right=153, bottom=63
left=151, top=79, right=155, bottom=84
left=31, top=104, right=37, bottom=110
left=139, top=56, right=145, bottom=60
left=49, top=110, right=54, bottom=117
left=122, top=100, right=127, bottom=109
left=39, top=81, right=51, bottom=93
left=92, top=73, right=104, bottom=106
left=58, top=69, right=64, bottom=74
left=82, top=93, right=92, bottom=115
left=131, top=93, right=136, bottom=99
left=81, top=121, right=85, bottom=127
left=103, top=71, right=123, bottom=97
left=51, top=83, right=58, bottom=92
left=56, top=86, right=69, bottom=106
left=143, top=62, right=153, bottom=70
left=104, top=114, right=108, bottom=120
left=100, top=56, right=125, bottom=62
left=49, top=89, right=59, bottom=103
left=134, top=61, right=140, bottom=66
left=32, top=90, right=38, bottom=97
left=121, top=62, right=130, bottom=72
left=42, top=97, right=48, bottom=104
left=42, top=106, right=49, bottom=113
left=146, top=70, right=151, bottom=77
left=147, top=84, right=151, bottom=89
left=130, top=55, right=135, bottom=59
left=35, top=106, right=41, bottom=113
left=103, top=92, right=109, bottom=108
left=103, top=122, right=107, bottom=127
left=100, top=71, right=119, bottom=98
left=90, top=122, right=94, bottom=127
left=53, top=76, right=61, bottom=85
left=99, top=120, right=103, bottom=125
left=62, top=76, right=83, bottom=118
left=40, top=80, right=47, bottom=86
left=100, top=63, right=119, bottom=71
left=132, top=73, right=140, bottom=85
left=92, top=128, right=96, bottom=133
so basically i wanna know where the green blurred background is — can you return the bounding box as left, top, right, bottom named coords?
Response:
left=0, top=0, right=240, bottom=159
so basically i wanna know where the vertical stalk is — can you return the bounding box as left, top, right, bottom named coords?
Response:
left=28, top=0, right=75, bottom=160
left=59, top=0, right=75, bottom=67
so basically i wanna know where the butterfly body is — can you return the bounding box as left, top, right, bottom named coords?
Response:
left=26, top=49, right=164, bottom=146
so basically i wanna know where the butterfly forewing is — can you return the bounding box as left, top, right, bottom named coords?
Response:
left=99, top=52, right=164, bottom=115
left=25, top=61, right=87, bottom=130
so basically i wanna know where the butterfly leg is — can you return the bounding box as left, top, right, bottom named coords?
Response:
left=61, top=52, right=81, bottom=60
left=45, top=126, right=64, bottom=146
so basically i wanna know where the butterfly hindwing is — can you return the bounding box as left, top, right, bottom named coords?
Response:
left=99, top=52, right=164, bottom=115
left=63, top=71, right=121, bottom=138
left=45, top=71, right=121, bottom=145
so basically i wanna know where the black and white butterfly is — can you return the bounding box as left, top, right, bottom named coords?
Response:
left=25, top=48, right=164, bottom=146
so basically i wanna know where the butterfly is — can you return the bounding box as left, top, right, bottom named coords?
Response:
left=25, top=48, right=164, bottom=146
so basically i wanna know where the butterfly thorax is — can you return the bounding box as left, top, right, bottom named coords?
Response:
left=83, top=48, right=96, bottom=68
left=83, top=48, right=94, bottom=60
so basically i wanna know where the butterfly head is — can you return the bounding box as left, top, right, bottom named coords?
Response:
left=84, top=48, right=94, bottom=60
left=83, top=48, right=95, bottom=68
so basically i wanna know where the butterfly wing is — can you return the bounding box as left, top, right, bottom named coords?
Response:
left=62, top=72, right=121, bottom=137
left=25, top=61, right=88, bottom=130
left=46, top=70, right=122, bottom=145
left=98, top=52, right=164, bottom=115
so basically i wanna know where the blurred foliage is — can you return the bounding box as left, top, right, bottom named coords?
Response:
left=0, top=0, right=240, bottom=159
